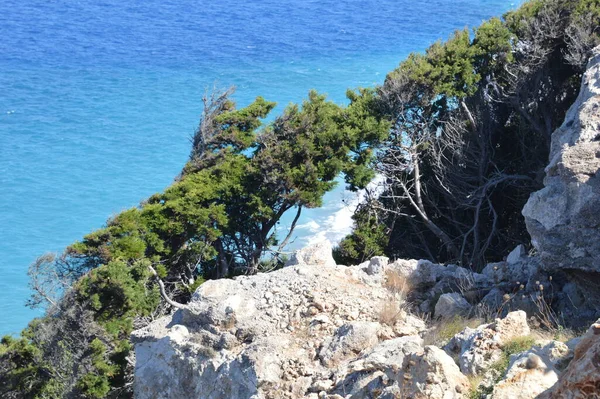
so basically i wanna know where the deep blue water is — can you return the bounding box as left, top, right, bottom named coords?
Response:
left=0, top=0, right=522, bottom=335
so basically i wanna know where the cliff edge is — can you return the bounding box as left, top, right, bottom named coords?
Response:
left=523, top=45, right=600, bottom=273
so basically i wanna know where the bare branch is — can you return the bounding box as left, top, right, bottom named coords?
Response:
left=147, top=265, right=188, bottom=310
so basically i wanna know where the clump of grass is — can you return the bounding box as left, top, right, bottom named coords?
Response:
left=197, top=346, right=217, bottom=358
left=379, top=300, right=404, bottom=326
left=467, top=375, right=484, bottom=399
left=495, top=335, right=536, bottom=372
left=384, top=269, right=410, bottom=296
left=467, top=335, right=538, bottom=398
left=503, top=335, right=536, bottom=357
left=423, top=315, right=483, bottom=346
left=482, top=334, right=538, bottom=392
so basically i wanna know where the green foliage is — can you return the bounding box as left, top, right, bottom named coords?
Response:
left=77, top=260, right=159, bottom=336
left=422, top=316, right=483, bottom=347
left=503, top=0, right=544, bottom=35
left=502, top=335, right=537, bottom=357
left=575, top=0, right=600, bottom=17
left=389, top=29, right=479, bottom=102
left=0, top=335, right=62, bottom=399
left=342, top=88, right=391, bottom=189
left=194, top=95, right=277, bottom=158
left=77, top=339, right=118, bottom=399
left=472, top=17, right=515, bottom=75
left=333, top=203, right=388, bottom=265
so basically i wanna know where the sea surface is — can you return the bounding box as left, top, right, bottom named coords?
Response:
left=0, top=0, right=522, bottom=335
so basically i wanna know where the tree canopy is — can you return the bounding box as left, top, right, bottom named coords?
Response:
left=0, top=88, right=388, bottom=398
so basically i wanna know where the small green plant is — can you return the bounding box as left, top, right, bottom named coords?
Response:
left=503, top=335, right=536, bottom=357
left=423, top=316, right=483, bottom=346
left=479, top=334, right=537, bottom=396
left=467, top=375, right=484, bottom=399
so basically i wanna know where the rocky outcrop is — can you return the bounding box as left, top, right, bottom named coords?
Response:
left=133, top=238, right=561, bottom=399
left=131, top=240, right=600, bottom=399
left=444, top=311, right=530, bottom=376
left=523, top=46, right=600, bottom=273
left=539, top=321, right=600, bottom=399
left=491, top=340, right=570, bottom=399
left=132, top=242, right=435, bottom=399
left=285, top=240, right=337, bottom=268
left=130, top=47, right=600, bottom=399
left=434, top=293, right=471, bottom=319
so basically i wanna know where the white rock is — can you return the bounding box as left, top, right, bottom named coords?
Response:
left=132, top=245, right=429, bottom=399
left=445, top=311, right=531, bottom=376
left=492, top=341, right=569, bottom=399
left=285, top=240, right=336, bottom=268
left=399, top=346, right=470, bottom=399
left=318, top=322, right=380, bottom=367
left=522, top=46, right=600, bottom=273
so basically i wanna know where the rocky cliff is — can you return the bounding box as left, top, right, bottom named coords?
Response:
left=523, top=46, right=600, bottom=273
left=132, top=47, right=600, bottom=399
left=131, top=242, right=530, bottom=399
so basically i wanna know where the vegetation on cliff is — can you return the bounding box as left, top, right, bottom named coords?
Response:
left=1, top=0, right=598, bottom=398
left=335, top=0, right=599, bottom=268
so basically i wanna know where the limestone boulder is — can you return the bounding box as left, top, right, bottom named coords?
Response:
left=522, top=46, right=600, bottom=273
left=318, top=322, right=380, bottom=367
left=539, top=320, right=600, bottom=399
left=285, top=240, right=336, bottom=268
left=132, top=245, right=432, bottom=399
left=434, top=293, right=471, bottom=319
left=491, top=340, right=570, bottom=399
left=445, top=311, right=531, bottom=375
left=366, top=256, right=389, bottom=276
left=398, top=346, right=470, bottom=399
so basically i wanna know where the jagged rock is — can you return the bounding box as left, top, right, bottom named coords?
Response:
left=481, top=256, right=540, bottom=286
left=334, top=343, right=470, bottom=399
left=318, top=322, right=380, bottom=367
left=397, top=346, right=470, bottom=399
left=479, top=288, right=505, bottom=311
left=393, top=314, right=427, bottom=337
left=354, top=335, right=423, bottom=370
left=434, top=293, right=471, bottom=319
left=366, top=256, right=389, bottom=276
left=132, top=253, right=431, bottom=399
left=329, top=336, right=424, bottom=397
left=539, top=320, right=600, bottom=399
left=286, top=240, right=337, bottom=268
left=523, top=46, right=600, bottom=273
left=444, top=311, right=531, bottom=376
left=506, top=245, right=527, bottom=264
left=491, top=340, right=570, bottom=399
left=387, top=259, right=490, bottom=309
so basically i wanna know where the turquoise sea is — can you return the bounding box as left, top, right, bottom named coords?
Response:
left=0, top=0, right=522, bottom=335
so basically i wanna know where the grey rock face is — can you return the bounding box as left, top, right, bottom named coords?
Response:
left=506, top=245, right=527, bottom=265
left=366, top=256, right=389, bottom=276
left=523, top=46, right=600, bottom=273
left=539, top=319, right=600, bottom=399
left=434, top=293, right=471, bottom=319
